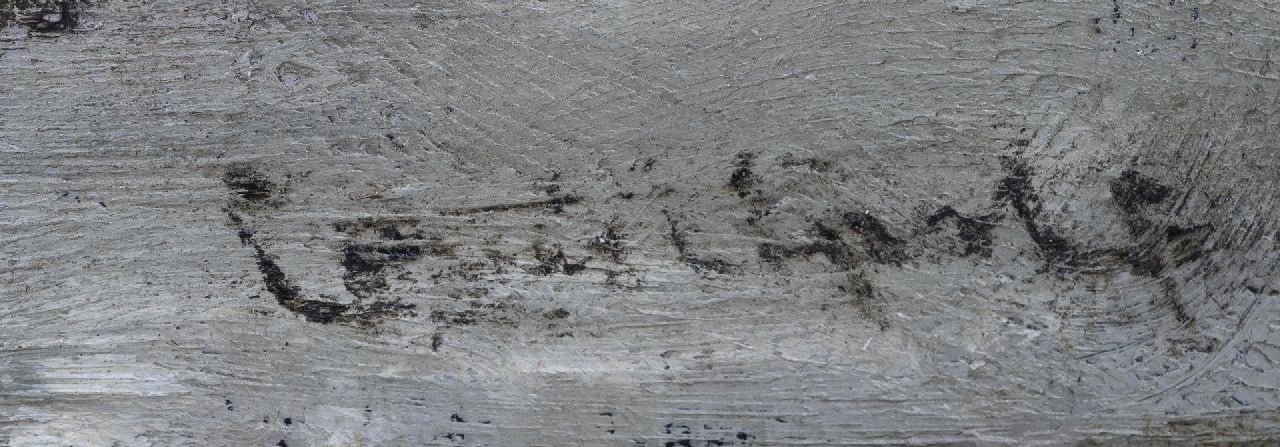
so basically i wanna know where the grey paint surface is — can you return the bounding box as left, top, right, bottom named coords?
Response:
left=2, top=1, right=1279, bottom=445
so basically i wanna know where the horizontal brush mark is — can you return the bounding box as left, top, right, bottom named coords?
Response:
left=437, top=195, right=582, bottom=215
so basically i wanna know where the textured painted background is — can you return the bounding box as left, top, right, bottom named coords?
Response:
left=2, top=1, right=1279, bottom=445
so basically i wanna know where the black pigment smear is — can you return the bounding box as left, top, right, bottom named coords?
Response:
left=440, top=195, right=581, bottom=215
left=924, top=206, right=999, bottom=258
